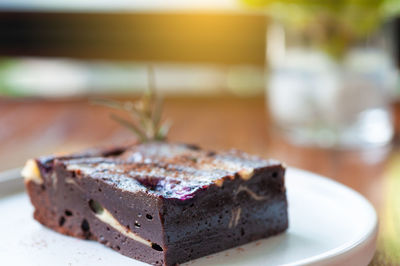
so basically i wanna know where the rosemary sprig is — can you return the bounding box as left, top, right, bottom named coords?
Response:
left=92, top=67, right=171, bottom=142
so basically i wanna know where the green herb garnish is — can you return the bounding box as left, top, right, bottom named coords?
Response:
left=93, top=67, right=171, bottom=142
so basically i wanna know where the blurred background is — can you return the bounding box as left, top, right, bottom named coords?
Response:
left=1, top=0, right=400, bottom=264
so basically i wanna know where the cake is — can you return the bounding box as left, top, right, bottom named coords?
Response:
left=23, top=142, right=288, bottom=265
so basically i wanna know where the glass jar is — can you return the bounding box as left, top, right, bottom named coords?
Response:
left=266, top=16, right=397, bottom=149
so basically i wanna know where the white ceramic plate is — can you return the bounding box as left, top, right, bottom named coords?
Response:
left=0, top=168, right=377, bottom=266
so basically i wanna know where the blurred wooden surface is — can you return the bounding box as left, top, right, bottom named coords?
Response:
left=0, top=96, right=399, bottom=265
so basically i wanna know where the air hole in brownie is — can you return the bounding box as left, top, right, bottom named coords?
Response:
left=151, top=243, right=163, bottom=251
left=116, top=246, right=120, bottom=251
left=146, top=214, right=153, bottom=220
left=272, top=172, right=278, bottom=178
left=65, top=210, right=73, bottom=216
left=106, top=227, right=110, bottom=231
left=81, top=219, right=90, bottom=232
left=58, top=216, right=66, bottom=226
left=98, top=188, right=102, bottom=192
left=134, top=221, right=141, bottom=228
left=241, top=228, right=245, bottom=236
left=41, top=185, right=46, bottom=191
left=88, top=199, right=104, bottom=214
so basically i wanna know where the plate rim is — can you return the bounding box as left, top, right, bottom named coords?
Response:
left=284, top=168, right=378, bottom=266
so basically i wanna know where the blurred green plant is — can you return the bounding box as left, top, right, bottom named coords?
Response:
left=93, top=67, right=171, bottom=142
left=372, top=152, right=400, bottom=264
left=243, top=0, right=400, bottom=57
left=0, top=59, right=24, bottom=96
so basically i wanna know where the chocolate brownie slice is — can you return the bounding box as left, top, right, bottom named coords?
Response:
left=23, top=142, right=288, bottom=265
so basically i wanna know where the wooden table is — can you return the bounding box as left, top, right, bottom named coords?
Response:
left=0, top=96, right=399, bottom=265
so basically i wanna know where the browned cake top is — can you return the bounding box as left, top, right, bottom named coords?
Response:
left=54, top=142, right=280, bottom=199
